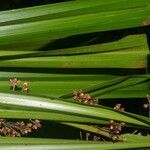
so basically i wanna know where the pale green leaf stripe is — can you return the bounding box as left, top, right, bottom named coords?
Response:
left=0, top=134, right=149, bottom=150
left=0, top=0, right=149, bottom=26
left=0, top=93, right=149, bottom=128
left=0, top=6, right=149, bottom=46
left=0, top=134, right=149, bottom=144
left=0, top=143, right=150, bottom=150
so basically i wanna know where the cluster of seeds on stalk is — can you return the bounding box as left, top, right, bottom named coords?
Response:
left=9, top=78, right=29, bottom=93
left=107, top=103, right=126, bottom=142
left=0, top=119, right=41, bottom=137
left=108, top=120, right=125, bottom=142
left=7, top=79, right=41, bottom=137
left=73, top=89, right=98, bottom=105
left=73, top=89, right=126, bottom=142
left=73, top=90, right=100, bottom=141
left=143, top=95, right=150, bottom=109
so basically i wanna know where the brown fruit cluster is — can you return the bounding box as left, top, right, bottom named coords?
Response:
left=73, top=89, right=98, bottom=105
left=108, top=120, right=125, bottom=142
left=114, top=104, right=124, bottom=111
left=73, top=90, right=126, bottom=142
left=9, top=78, right=29, bottom=93
left=0, top=119, right=41, bottom=137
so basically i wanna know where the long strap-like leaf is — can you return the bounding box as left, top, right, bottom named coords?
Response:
left=60, top=76, right=130, bottom=98
left=0, top=0, right=149, bottom=26
left=0, top=6, right=149, bottom=49
left=0, top=93, right=149, bottom=129
left=0, top=134, right=149, bottom=150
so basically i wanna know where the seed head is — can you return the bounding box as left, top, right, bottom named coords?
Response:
left=9, top=78, right=21, bottom=91
left=143, top=104, right=149, bottom=109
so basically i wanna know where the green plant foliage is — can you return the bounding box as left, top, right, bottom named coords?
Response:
left=0, top=0, right=149, bottom=26
left=0, top=93, right=149, bottom=129
left=0, top=2, right=149, bottom=50
left=0, top=134, right=149, bottom=150
left=0, top=72, right=149, bottom=99
left=0, top=34, right=148, bottom=57
left=0, top=0, right=149, bottom=148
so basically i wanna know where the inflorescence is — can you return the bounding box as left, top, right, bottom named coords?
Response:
left=73, top=89, right=125, bottom=142
left=9, top=78, right=29, bottom=93
left=73, top=89, right=98, bottom=105
left=0, top=119, right=41, bottom=137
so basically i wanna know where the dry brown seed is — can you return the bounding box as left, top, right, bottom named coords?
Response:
left=73, top=96, right=78, bottom=100
left=89, top=100, right=94, bottom=105
left=27, top=128, right=32, bottom=133
left=22, top=87, right=29, bottom=93
left=0, top=128, right=4, bottom=133
left=120, top=122, right=125, bottom=127
left=86, top=95, right=91, bottom=100
left=112, top=135, right=118, bottom=141
left=20, top=121, right=25, bottom=126
left=12, top=130, right=16, bottom=135
left=117, top=126, right=122, bottom=131
left=121, top=108, right=125, bottom=111
left=23, top=82, right=28, bottom=87
left=109, top=120, right=114, bottom=124
left=83, top=94, right=89, bottom=99
left=110, top=125, right=114, bottom=130
left=83, top=100, right=88, bottom=104
left=115, top=130, right=120, bottom=134
left=27, top=123, right=33, bottom=127
left=35, top=119, right=40, bottom=123
left=94, top=99, right=98, bottom=104
left=32, top=125, right=38, bottom=130
left=143, top=104, right=149, bottom=109
left=79, top=93, right=84, bottom=98
left=24, top=130, right=29, bottom=134
left=6, top=128, right=11, bottom=133
left=75, top=89, right=84, bottom=95
left=16, top=132, right=21, bottom=137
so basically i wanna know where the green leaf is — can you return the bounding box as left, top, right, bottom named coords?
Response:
left=0, top=72, right=149, bottom=99
left=0, top=134, right=149, bottom=150
left=61, top=76, right=130, bottom=98
left=0, top=93, right=149, bottom=129
left=0, top=0, right=149, bottom=26
left=0, top=5, right=149, bottom=50
left=62, top=122, right=112, bottom=139
left=0, top=34, right=148, bottom=58
left=0, top=49, right=148, bottom=69
left=91, top=75, right=150, bottom=98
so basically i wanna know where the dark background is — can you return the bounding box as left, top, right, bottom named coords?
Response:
left=0, top=0, right=73, bottom=11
